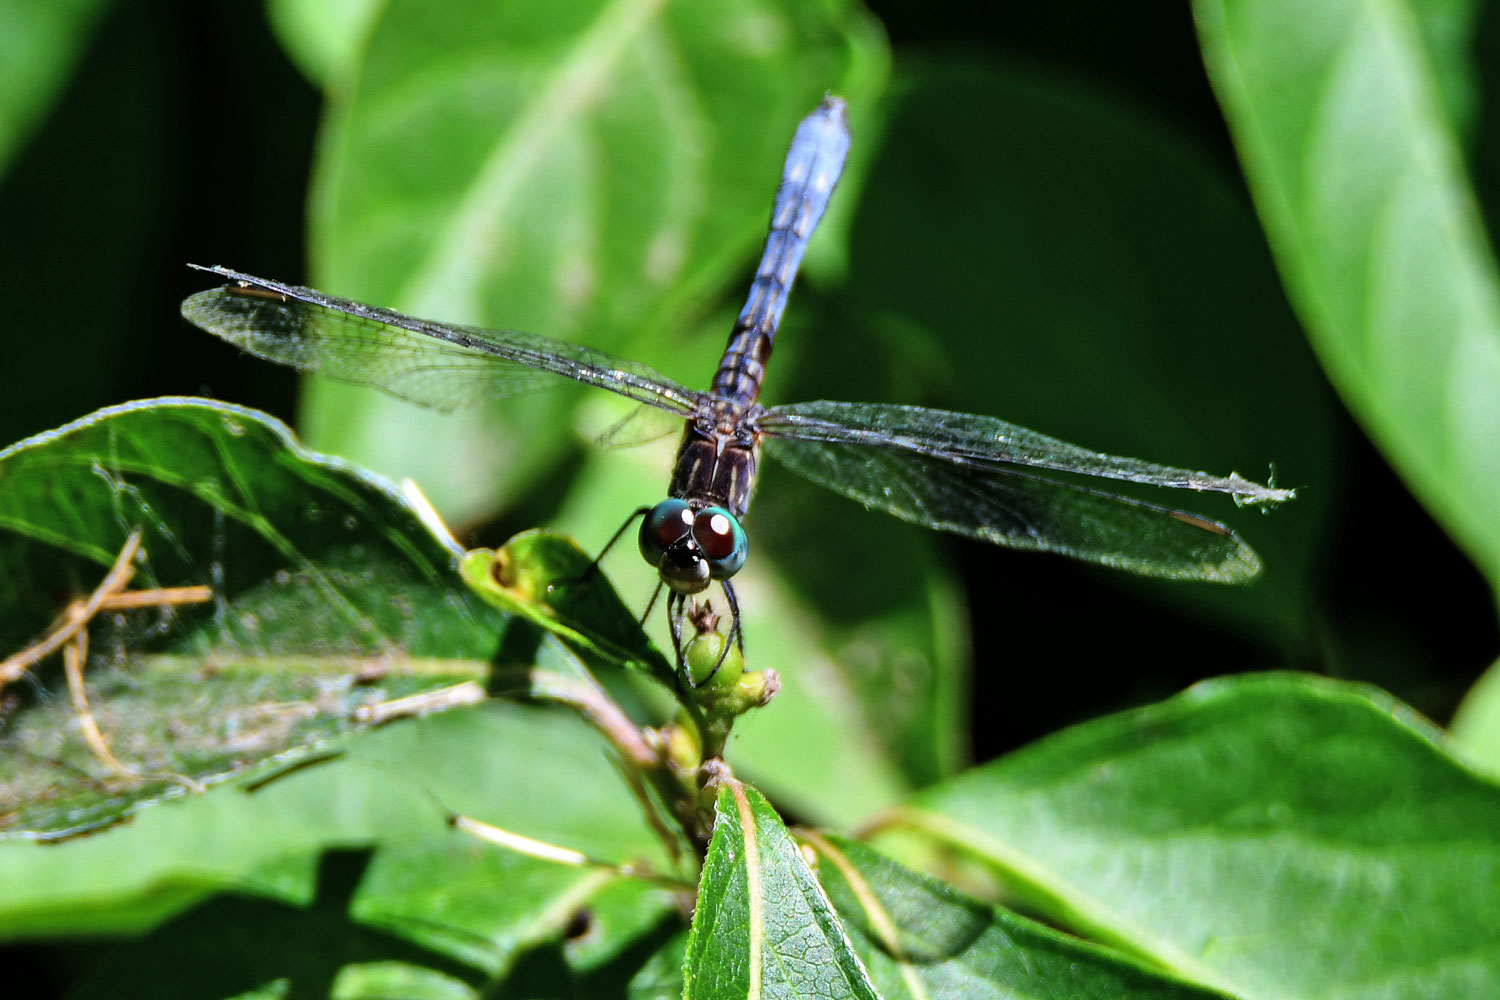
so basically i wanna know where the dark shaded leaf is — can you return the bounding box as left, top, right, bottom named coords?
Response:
left=807, top=833, right=1231, bottom=1000
left=834, top=59, right=1333, bottom=644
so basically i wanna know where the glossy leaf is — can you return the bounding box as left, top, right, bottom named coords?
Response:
left=805, top=833, right=1230, bottom=1000
left=1196, top=0, right=1500, bottom=588
left=0, top=400, right=695, bottom=988
left=459, top=532, right=674, bottom=684
left=904, top=674, right=1500, bottom=1000
left=684, top=783, right=879, bottom=999
left=0, top=399, right=506, bottom=835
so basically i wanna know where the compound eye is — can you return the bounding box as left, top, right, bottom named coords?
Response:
left=638, top=499, right=693, bottom=567
left=693, top=507, right=747, bottom=579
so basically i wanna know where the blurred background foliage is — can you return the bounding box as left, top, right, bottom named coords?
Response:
left=1, top=0, right=1497, bottom=771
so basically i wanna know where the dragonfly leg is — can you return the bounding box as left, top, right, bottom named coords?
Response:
left=667, top=591, right=689, bottom=683
left=696, top=580, right=743, bottom=683
left=552, top=506, right=652, bottom=594
left=677, top=586, right=742, bottom=686
left=720, top=580, right=745, bottom=661
left=589, top=505, right=652, bottom=577
left=639, top=579, right=665, bottom=629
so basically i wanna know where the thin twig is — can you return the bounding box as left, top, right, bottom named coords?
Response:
left=350, top=680, right=488, bottom=725
left=0, top=529, right=142, bottom=685
left=61, top=628, right=131, bottom=778
left=451, top=813, right=691, bottom=889
left=0, top=529, right=214, bottom=794
left=97, top=585, right=213, bottom=611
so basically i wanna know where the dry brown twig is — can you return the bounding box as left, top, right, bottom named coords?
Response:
left=0, top=529, right=213, bottom=781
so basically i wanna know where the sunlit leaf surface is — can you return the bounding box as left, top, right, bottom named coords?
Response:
left=905, top=675, right=1500, bottom=1000
left=685, top=783, right=879, bottom=999
left=1197, top=0, right=1500, bottom=588
left=0, top=703, right=681, bottom=986
left=266, top=0, right=381, bottom=87
left=460, top=532, right=673, bottom=683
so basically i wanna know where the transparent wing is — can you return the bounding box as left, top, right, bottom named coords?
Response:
left=593, top=402, right=686, bottom=449
left=761, top=400, right=1294, bottom=502
left=759, top=400, right=1294, bottom=582
left=181, top=266, right=703, bottom=417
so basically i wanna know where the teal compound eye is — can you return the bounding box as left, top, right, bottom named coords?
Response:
left=639, top=498, right=693, bottom=568
left=693, top=506, right=747, bottom=580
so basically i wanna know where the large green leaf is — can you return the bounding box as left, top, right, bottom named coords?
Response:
left=806, top=833, right=1230, bottom=1000
left=903, top=674, right=1500, bottom=1000
left=684, top=783, right=879, bottom=999
left=0, top=398, right=510, bottom=836
left=296, top=0, right=888, bottom=522
left=0, top=703, right=680, bottom=988
left=1196, top=0, right=1500, bottom=590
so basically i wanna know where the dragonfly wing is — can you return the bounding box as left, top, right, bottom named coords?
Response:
left=593, top=402, right=685, bottom=449
left=181, top=267, right=702, bottom=418
left=761, top=400, right=1294, bottom=503
left=759, top=401, right=1282, bottom=582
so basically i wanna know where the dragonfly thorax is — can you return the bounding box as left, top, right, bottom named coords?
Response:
left=669, top=419, right=761, bottom=521
left=638, top=498, right=747, bottom=594
left=704, top=397, right=760, bottom=437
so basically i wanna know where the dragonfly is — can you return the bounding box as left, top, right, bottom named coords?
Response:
left=182, top=95, right=1293, bottom=675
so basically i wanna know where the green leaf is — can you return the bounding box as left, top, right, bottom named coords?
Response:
left=459, top=531, right=674, bottom=685
left=805, top=833, right=1230, bottom=1000
left=297, top=0, right=889, bottom=521
left=623, top=929, right=694, bottom=1000
left=0, top=703, right=675, bottom=944
left=1196, top=0, right=1500, bottom=588
left=684, top=783, right=879, bottom=999
left=0, top=401, right=693, bottom=986
left=0, top=0, right=112, bottom=177
left=903, top=674, right=1500, bottom=1000
left=265, top=0, right=381, bottom=88
left=1451, top=655, right=1500, bottom=779
left=0, top=399, right=507, bottom=835
left=348, top=809, right=681, bottom=982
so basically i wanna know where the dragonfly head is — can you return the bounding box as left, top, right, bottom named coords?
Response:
left=638, top=498, right=747, bottom=594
